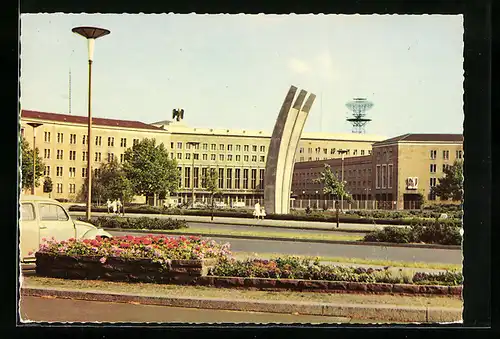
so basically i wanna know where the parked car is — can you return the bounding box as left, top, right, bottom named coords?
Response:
left=19, top=195, right=112, bottom=264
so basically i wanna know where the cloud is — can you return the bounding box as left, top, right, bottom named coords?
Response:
left=287, top=58, right=311, bottom=74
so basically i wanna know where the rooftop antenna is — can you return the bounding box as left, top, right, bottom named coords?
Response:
left=346, top=98, right=374, bottom=134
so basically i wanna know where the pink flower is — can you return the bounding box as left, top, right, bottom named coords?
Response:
left=99, top=257, right=107, bottom=264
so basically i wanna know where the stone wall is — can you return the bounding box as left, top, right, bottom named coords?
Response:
left=35, top=253, right=216, bottom=284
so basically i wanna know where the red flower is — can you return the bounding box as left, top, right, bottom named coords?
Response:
left=120, top=242, right=131, bottom=248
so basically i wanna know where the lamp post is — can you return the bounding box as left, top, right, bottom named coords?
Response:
left=364, top=187, right=371, bottom=210
left=315, top=190, right=319, bottom=209
left=27, top=122, right=43, bottom=195
left=338, top=149, right=348, bottom=212
left=301, top=190, right=305, bottom=209
left=72, top=26, right=110, bottom=221
left=187, top=141, right=200, bottom=208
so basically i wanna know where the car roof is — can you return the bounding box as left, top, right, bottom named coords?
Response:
left=20, top=195, right=60, bottom=203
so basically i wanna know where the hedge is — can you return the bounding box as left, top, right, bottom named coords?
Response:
left=69, top=204, right=462, bottom=226
left=77, top=216, right=188, bottom=230
left=363, top=220, right=462, bottom=246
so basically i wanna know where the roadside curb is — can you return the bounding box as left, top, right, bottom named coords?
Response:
left=103, top=228, right=461, bottom=250
left=20, top=287, right=462, bottom=322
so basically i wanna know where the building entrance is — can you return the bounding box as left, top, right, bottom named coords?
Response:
left=403, top=193, right=423, bottom=210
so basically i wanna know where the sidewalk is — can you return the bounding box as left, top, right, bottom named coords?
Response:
left=69, top=210, right=399, bottom=233
left=20, top=285, right=462, bottom=323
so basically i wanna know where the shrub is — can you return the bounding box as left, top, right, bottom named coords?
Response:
left=363, top=227, right=415, bottom=243
left=78, top=216, right=188, bottom=230
left=413, top=270, right=463, bottom=286
left=36, top=235, right=231, bottom=266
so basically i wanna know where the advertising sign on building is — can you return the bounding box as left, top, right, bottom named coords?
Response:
left=406, top=177, right=419, bottom=190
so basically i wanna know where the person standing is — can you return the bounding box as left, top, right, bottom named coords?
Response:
left=116, top=198, right=123, bottom=216
left=253, top=202, right=261, bottom=219
left=111, top=199, right=117, bottom=215
left=106, top=199, right=112, bottom=214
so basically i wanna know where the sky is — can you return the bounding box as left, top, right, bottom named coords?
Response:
left=20, top=14, right=464, bottom=138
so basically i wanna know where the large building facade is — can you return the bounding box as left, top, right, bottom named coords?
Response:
left=291, top=134, right=464, bottom=210
left=20, top=109, right=386, bottom=206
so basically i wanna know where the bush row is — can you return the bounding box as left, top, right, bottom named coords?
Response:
left=344, top=209, right=463, bottom=220
left=78, top=216, right=188, bottom=230
left=363, top=221, right=462, bottom=246
left=209, top=256, right=463, bottom=286
left=69, top=205, right=462, bottom=226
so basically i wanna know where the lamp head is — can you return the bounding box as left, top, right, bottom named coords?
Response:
left=72, top=26, right=110, bottom=61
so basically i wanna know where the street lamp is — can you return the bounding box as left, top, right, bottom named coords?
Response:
left=302, top=190, right=305, bottom=209
left=315, top=190, right=319, bottom=209
left=27, top=122, right=43, bottom=195
left=364, top=187, right=371, bottom=210
left=186, top=141, right=200, bottom=208
left=337, top=149, right=349, bottom=212
left=72, top=26, right=110, bottom=221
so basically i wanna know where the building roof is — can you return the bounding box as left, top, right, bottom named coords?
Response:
left=374, top=133, right=463, bottom=146
left=21, top=110, right=164, bottom=131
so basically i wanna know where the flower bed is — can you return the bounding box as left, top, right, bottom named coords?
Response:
left=35, top=235, right=231, bottom=284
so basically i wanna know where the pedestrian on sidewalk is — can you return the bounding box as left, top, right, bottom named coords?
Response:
left=253, top=202, right=261, bottom=219
left=106, top=199, right=112, bottom=214
left=111, top=199, right=117, bottom=215
left=116, top=199, right=123, bottom=216
left=260, top=206, right=266, bottom=220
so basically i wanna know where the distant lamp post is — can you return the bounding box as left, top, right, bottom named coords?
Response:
left=337, top=149, right=349, bottom=212
left=27, top=122, right=43, bottom=195
left=186, top=141, right=200, bottom=207
left=315, top=190, right=319, bottom=209
left=72, top=26, right=110, bottom=221
left=364, top=187, right=371, bottom=210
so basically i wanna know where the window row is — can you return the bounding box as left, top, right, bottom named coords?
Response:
left=430, top=164, right=452, bottom=173
left=42, top=132, right=137, bottom=148
left=44, top=149, right=126, bottom=163
left=430, top=149, right=462, bottom=160
left=299, top=147, right=371, bottom=156
left=375, top=164, right=393, bottom=189
left=171, top=153, right=265, bottom=163
left=178, top=167, right=265, bottom=190
left=172, top=142, right=266, bottom=153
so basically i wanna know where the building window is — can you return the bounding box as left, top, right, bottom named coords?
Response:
left=120, top=138, right=127, bottom=147
left=94, top=168, right=101, bottom=177
left=82, top=151, right=88, bottom=162
left=56, top=150, right=63, bottom=160
left=443, top=164, right=451, bottom=172
left=375, top=165, right=381, bottom=189
left=170, top=153, right=175, bottom=159
left=44, top=166, right=50, bottom=176
left=201, top=168, right=207, bottom=188
left=430, top=150, right=437, bottom=159
left=133, top=139, right=139, bottom=146
left=368, top=150, right=372, bottom=155
left=202, top=143, right=208, bottom=150
left=299, top=147, right=304, bottom=153
left=69, top=184, right=76, bottom=194
left=177, top=167, right=182, bottom=187
left=252, top=145, right=257, bottom=152
left=308, top=157, right=312, bottom=161
left=251, top=169, right=257, bottom=189
left=259, top=169, right=265, bottom=189
left=252, top=155, right=257, bottom=162
left=202, top=154, right=208, bottom=161
left=430, top=164, right=437, bottom=173
left=95, top=152, right=101, bottom=162
left=236, top=155, right=241, bottom=162
left=69, top=167, right=76, bottom=178
left=120, top=154, right=124, bottom=163
left=219, top=144, right=225, bottom=151
left=56, top=166, right=63, bottom=177
left=69, top=150, right=76, bottom=161
left=361, top=150, right=365, bottom=155
left=44, top=149, right=51, bottom=159
left=315, top=147, right=320, bottom=154
left=186, top=153, right=191, bottom=160
left=456, top=150, right=463, bottom=159
left=95, top=136, right=102, bottom=146
left=186, top=143, right=191, bottom=150
left=57, top=183, right=63, bottom=193
left=193, top=167, right=199, bottom=188
left=443, top=150, right=450, bottom=160
left=234, top=169, right=241, bottom=189
left=219, top=154, right=224, bottom=161
left=244, top=155, right=249, bottom=162
left=184, top=167, right=191, bottom=188
left=226, top=144, right=233, bottom=151
left=218, top=168, right=224, bottom=189
left=260, top=146, right=265, bottom=152
left=70, top=134, right=76, bottom=144
left=177, top=142, right=182, bottom=149
left=236, top=145, right=241, bottom=152
left=243, top=169, right=249, bottom=189
left=211, top=154, right=216, bottom=161
left=243, top=145, right=249, bottom=152
left=194, top=153, right=199, bottom=160
left=388, top=164, right=393, bottom=189
left=226, top=168, right=232, bottom=189
left=82, top=168, right=87, bottom=178
left=107, top=153, right=114, bottom=162
left=82, top=135, right=87, bottom=145
left=57, top=133, right=64, bottom=143
left=211, top=144, right=216, bottom=151
left=430, top=177, right=437, bottom=187
left=260, top=156, right=265, bottom=162
left=44, top=131, right=51, bottom=143
left=227, top=154, right=233, bottom=161
left=177, top=153, right=182, bottom=160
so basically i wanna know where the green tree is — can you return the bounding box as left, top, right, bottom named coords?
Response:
left=43, top=176, right=53, bottom=197
left=123, top=138, right=180, bottom=205
left=202, top=167, right=221, bottom=221
left=77, top=172, right=105, bottom=205
left=314, top=164, right=351, bottom=228
left=21, top=137, right=44, bottom=191
left=94, top=159, right=135, bottom=203
left=431, top=159, right=464, bottom=201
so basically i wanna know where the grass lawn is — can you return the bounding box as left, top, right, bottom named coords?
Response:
left=22, top=276, right=463, bottom=309
left=126, top=227, right=364, bottom=242
left=231, top=252, right=462, bottom=272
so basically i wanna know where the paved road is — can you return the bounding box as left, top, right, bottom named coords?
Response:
left=108, top=230, right=462, bottom=265
left=20, top=296, right=355, bottom=324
